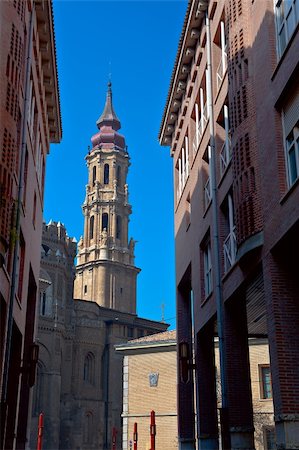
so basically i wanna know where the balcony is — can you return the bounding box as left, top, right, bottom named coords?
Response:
left=220, top=138, right=231, bottom=176
left=202, top=102, right=208, bottom=130
left=204, top=177, right=212, bottom=210
left=223, top=226, right=237, bottom=273
left=216, top=52, right=227, bottom=91
left=192, top=127, right=201, bottom=155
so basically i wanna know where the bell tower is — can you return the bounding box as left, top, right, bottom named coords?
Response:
left=74, top=82, right=140, bottom=314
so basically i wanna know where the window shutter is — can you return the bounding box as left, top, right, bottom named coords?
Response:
left=283, top=84, right=299, bottom=137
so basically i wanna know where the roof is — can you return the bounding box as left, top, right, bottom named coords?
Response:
left=115, top=329, right=177, bottom=355
left=128, top=329, right=176, bottom=344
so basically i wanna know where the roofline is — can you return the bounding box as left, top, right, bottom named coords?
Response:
left=36, top=0, right=62, bottom=143
left=115, top=339, right=177, bottom=355
left=159, top=0, right=208, bottom=146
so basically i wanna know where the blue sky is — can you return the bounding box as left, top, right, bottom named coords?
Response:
left=45, top=0, right=188, bottom=329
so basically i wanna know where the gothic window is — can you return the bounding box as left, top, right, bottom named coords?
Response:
left=90, top=216, right=94, bottom=239
left=33, top=361, right=45, bottom=416
left=92, top=166, right=96, bottom=185
left=40, top=291, right=46, bottom=316
left=102, top=213, right=108, bottom=231
left=116, top=215, right=122, bottom=239
left=117, top=165, right=121, bottom=185
left=104, top=163, right=109, bottom=184
left=83, top=352, right=95, bottom=384
left=83, top=411, right=93, bottom=443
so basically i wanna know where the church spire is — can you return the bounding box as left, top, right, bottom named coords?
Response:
left=96, top=82, right=121, bottom=131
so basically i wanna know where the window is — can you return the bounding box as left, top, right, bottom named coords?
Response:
left=285, top=121, right=299, bottom=186
left=40, top=291, right=46, bottom=316
left=102, top=213, right=108, bottom=231
left=84, top=285, right=87, bottom=294
left=83, top=412, right=93, bottom=444
left=203, top=241, right=212, bottom=297
left=260, top=365, right=272, bottom=399
left=83, top=352, right=95, bottom=384
left=222, top=193, right=237, bottom=273
left=23, top=149, right=28, bottom=206
left=263, top=427, right=276, bottom=450
left=33, top=362, right=44, bottom=416
left=176, top=136, right=189, bottom=200
left=17, top=231, right=25, bottom=301
left=117, top=165, right=121, bottom=186
left=116, top=215, right=121, bottom=239
left=127, top=326, right=134, bottom=338
left=89, top=216, right=94, bottom=239
left=282, top=86, right=299, bottom=187
left=275, top=0, right=299, bottom=56
left=104, top=163, right=109, bottom=184
left=92, top=166, right=96, bottom=185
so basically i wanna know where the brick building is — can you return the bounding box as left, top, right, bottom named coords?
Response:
left=159, top=0, right=299, bottom=449
left=29, top=85, right=168, bottom=450
left=116, top=331, right=274, bottom=450
left=0, top=1, right=61, bottom=449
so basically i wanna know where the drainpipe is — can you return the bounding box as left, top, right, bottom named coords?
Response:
left=0, top=5, right=35, bottom=449
left=205, top=12, right=230, bottom=449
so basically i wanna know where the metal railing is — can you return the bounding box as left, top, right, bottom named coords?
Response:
left=192, top=127, right=201, bottom=155
left=202, top=102, right=208, bottom=130
left=220, top=138, right=231, bottom=176
left=216, top=52, right=227, bottom=90
left=204, top=177, right=212, bottom=210
left=223, top=226, right=237, bottom=273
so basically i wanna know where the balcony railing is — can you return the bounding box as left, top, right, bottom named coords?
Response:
left=192, top=127, right=201, bottom=155
left=216, top=52, right=227, bottom=91
left=224, top=226, right=237, bottom=273
left=204, top=177, right=212, bottom=210
left=220, top=138, right=231, bottom=176
left=202, top=102, right=208, bottom=130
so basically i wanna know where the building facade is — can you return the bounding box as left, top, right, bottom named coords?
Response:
left=0, top=1, right=61, bottom=449
left=30, top=86, right=168, bottom=450
left=116, top=330, right=178, bottom=450
left=116, top=331, right=274, bottom=450
left=160, top=1, right=299, bottom=449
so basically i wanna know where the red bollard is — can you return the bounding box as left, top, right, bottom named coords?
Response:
left=150, top=410, right=156, bottom=450
left=37, top=412, right=44, bottom=450
left=112, top=427, right=117, bottom=450
left=133, top=422, right=138, bottom=450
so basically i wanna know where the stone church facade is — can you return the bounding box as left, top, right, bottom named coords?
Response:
left=29, top=85, right=168, bottom=450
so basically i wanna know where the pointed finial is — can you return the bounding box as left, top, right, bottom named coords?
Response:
left=96, top=81, right=120, bottom=131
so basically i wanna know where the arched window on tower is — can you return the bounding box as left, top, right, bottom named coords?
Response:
left=83, top=352, right=95, bottom=384
left=89, top=216, right=94, bottom=239
left=116, top=216, right=122, bottom=240
left=102, top=213, right=108, bottom=232
left=117, top=165, right=121, bottom=186
left=104, top=164, right=109, bottom=184
left=92, top=166, right=96, bottom=185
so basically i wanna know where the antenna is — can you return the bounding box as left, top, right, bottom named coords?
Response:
left=108, top=60, right=112, bottom=83
left=161, top=303, right=165, bottom=323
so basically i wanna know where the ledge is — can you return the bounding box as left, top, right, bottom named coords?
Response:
left=236, top=231, right=264, bottom=262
